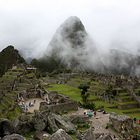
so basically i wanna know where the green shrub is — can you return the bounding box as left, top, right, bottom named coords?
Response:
left=82, top=102, right=96, bottom=110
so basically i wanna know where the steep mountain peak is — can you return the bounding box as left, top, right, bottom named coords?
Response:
left=2, top=45, right=14, bottom=53
left=34, top=16, right=102, bottom=72
left=59, top=16, right=86, bottom=33
left=32, top=17, right=103, bottom=73
left=48, top=16, right=88, bottom=52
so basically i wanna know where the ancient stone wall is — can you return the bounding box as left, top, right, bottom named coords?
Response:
left=109, top=113, right=134, bottom=138
left=118, top=103, right=139, bottom=109
left=132, top=93, right=140, bottom=106
left=40, top=101, right=78, bottom=113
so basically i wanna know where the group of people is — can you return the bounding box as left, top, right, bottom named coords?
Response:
left=84, top=110, right=96, bottom=117
left=133, top=118, right=140, bottom=125
left=18, top=97, right=36, bottom=112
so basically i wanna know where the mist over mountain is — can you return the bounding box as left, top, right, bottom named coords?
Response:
left=45, top=16, right=99, bottom=69
left=1, top=16, right=140, bottom=76
left=30, top=16, right=140, bottom=75
left=32, top=16, right=104, bottom=72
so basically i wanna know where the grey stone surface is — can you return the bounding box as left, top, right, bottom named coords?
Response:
left=0, top=119, right=14, bottom=137
left=34, top=131, right=50, bottom=140
left=69, top=114, right=89, bottom=124
left=97, top=134, right=113, bottom=140
left=2, top=134, right=25, bottom=140
left=53, top=113, right=76, bottom=133
left=13, top=115, right=34, bottom=134
left=48, top=129, right=72, bottom=140
left=32, top=111, right=76, bottom=134
left=47, top=113, right=59, bottom=133
left=82, top=127, right=95, bottom=140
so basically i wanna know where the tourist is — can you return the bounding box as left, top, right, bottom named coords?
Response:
left=138, top=119, right=140, bottom=125
left=84, top=110, right=87, bottom=115
left=133, top=118, right=136, bottom=123
left=31, top=102, right=34, bottom=106
left=34, top=99, right=36, bottom=104
left=94, top=111, right=96, bottom=117
left=29, top=102, right=31, bottom=107
left=103, top=110, right=107, bottom=114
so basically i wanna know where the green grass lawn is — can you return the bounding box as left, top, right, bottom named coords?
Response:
left=47, top=84, right=97, bottom=102
left=67, top=77, right=90, bottom=88
left=47, top=84, right=81, bottom=101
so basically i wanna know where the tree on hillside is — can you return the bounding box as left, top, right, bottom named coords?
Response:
left=78, top=83, right=95, bottom=110
left=78, top=83, right=90, bottom=104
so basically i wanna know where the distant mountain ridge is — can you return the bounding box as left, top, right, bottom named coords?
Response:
left=0, top=45, right=25, bottom=76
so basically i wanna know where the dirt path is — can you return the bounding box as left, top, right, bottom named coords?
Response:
left=69, top=108, right=120, bottom=139
left=91, top=112, right=119, bottom=138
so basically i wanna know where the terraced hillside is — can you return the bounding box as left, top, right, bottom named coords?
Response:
left=0, top=66, right=38, bottom=119
left=45, top=74, right=140, bottom=119
left=0, top=68, right=24, bottom=119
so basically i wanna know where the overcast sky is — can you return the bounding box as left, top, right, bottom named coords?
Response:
left=0, top=0, right=140, bottom=57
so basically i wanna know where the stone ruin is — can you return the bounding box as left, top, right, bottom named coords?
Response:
left=109, top=113, right=139, bottom=139
left=39, top=91, right=78, bottom=113
left=17, top=85, right=78, bottom=113
left=18, top=87, right=45, bottom=100
left=0, top=110, right=76, bottom=139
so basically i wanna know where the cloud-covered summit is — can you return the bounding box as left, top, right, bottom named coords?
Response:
left=44, top=16, right=102, bottom=71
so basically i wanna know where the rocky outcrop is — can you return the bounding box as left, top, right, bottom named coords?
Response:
left=96, top=134, right=113, bottom=140
left=53, top=114, right=76, bottom=133
left=48, top=129, right=72, bottom=140
left=34, top=131, right=50, bottom=140
left=69, top=114, right=90, bottom=124
left=47, top=113, right=59, bottom=133
left=0, top=119, right=14, bottom=138
left=2, top=134, right=25, bottom=140
left=33, top=111, right=48, bottom=131
left=13, top=115, right=34, bottom=134
left=33, top=111, right=76, bottom=134
left=82, top=127, right=95, bottom=140
left=76, top=127, right=113, bottom=140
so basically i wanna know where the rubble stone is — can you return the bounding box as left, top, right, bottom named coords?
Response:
left=48, top=129, right=72, bottom=140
